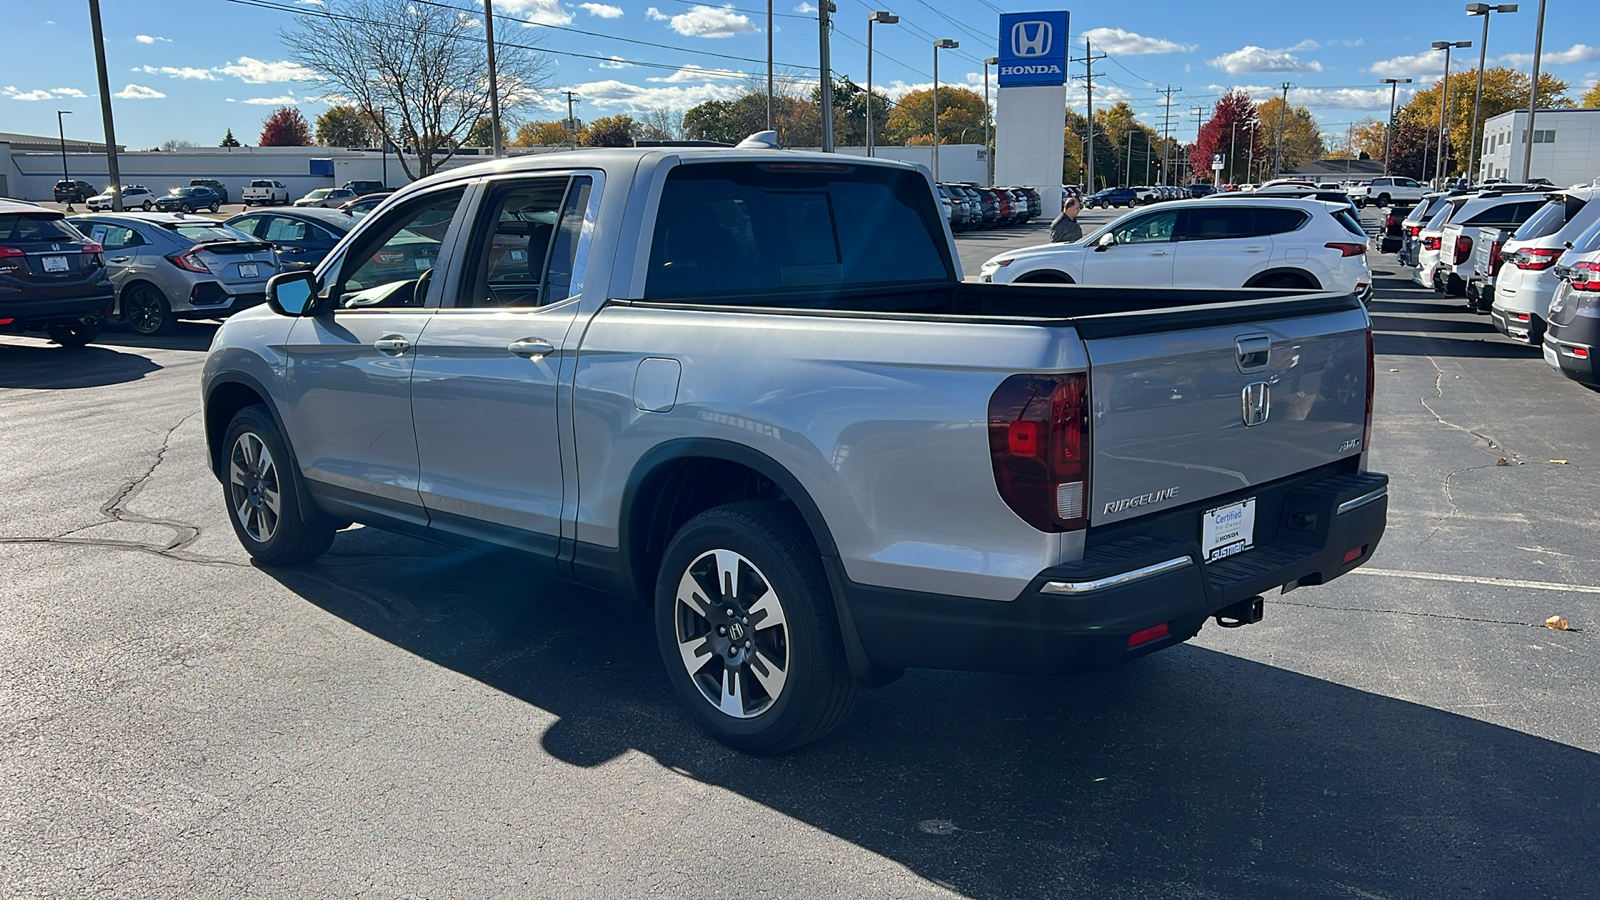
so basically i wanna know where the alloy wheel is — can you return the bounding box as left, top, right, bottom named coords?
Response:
left=228, top=432, right=282, bottom=543
left=672, top=548, right=790, bottom=719
left=124, top=289, right=165, bottom=335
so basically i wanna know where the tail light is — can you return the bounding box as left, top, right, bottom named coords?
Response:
left=1423, top=235, right=1441, bottom=251
left=989, top=373, right=1091, bottom=532
left=0, top=246, right=23, bottom=273
left=1453, top=235, right=1473, bottom=265
left=1384, top=213, right=1398, bottom=230
left=167, top=249, right=210, bottom=273
left=1488, top=242, right=1504, bottom=276
left=0, top=247, right=24, bottom=259
left=1406, top=225, right=1422, bottom=237
left=1363, top=329, right=1375, bottom=453
left=1571, top=261, right=1600, bottom=292
left=1325, top=242, right=1367, bottom=258
left=1515, top=247, right=1562, bottom=271
left=83, top=241, right=103, bottom=255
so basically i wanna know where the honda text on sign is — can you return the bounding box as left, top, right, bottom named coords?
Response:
left=997, top=11, right=1069, bottom=87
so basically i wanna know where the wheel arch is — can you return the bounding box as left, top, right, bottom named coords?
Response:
left=1244, top=268, right=1321, bottom=290
left=114, top=277, right=168, bottom=314
left=1013, top=269, right=1076, bottom=285
left=204, top=374, right=324, bottom=528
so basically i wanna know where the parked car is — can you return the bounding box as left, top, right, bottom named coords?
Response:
left=1433, top=190, right=1548, bottom=297
left=341, top=180, right=387, bottom=197
left=69, top=212, right=277, bottom=335
left=1411, top=203, right=1462, bottom=291
left=52, top=179, right=96, bottom=204
left=1398, top=192, right=1464, bottom=266
left=1186, top=183, right=1217, bottom=198
left=1258, top=179, right=1318, bottom=191
left=154, top=186, right=223, bottom=213
left=1465, top=227, right=1512, bottom=313
left=1132, top=186, right=1165, bottom=205
left=1085, top=186, right=1137, bottom=208
left=0, top=198, right=112, bottom=346
left=201, top=143, right=1386, bottom=753
left=86, top=185, right=155, bottom=212
left=1350, top=176, right=1424, bottom=208
left=1379, top=204, right=1414, bottom=254
left=980, top=196, right=1372, bottom=301
left=958, top=184, right=999, bottom=226
left=989, top=187, right=1016, bottom=225
left=224, top=208, right=355, bottom=272
left=943, top=184, right=979, bottom=230
left=1544, top=217, right=1600, bottom=388
left=338, top=191, right=394, bottom=218
left=241, top=180, right=290, bottom=206
left=294, top=188, right=357, bottom=209
left=188, top=179, right=231, bottom=205
left=1491, top=186, right=1600, bottom=345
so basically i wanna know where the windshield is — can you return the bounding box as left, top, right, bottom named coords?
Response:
left=170, top=188, right=197, bottom=196
left=306, top=190, right=330, bottom=198
left=164, top=222, right=255, bottom=244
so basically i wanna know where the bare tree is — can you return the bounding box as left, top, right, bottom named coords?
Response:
left=636, top=107, right=685, bottom=141
left=282, top=0, right=552, bottom=179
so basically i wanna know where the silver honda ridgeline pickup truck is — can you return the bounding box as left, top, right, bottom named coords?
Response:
left=203, top=143, right=1388, bottom=753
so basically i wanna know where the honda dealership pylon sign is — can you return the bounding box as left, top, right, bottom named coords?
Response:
left=997, top=11, right=1069, bottom=87
left=994, top=10, right=1070, bottom=217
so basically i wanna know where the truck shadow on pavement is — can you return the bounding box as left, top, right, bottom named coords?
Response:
left=0, top=341, right=161, bottom=389
left=270, top=530, right=1598, bottom=900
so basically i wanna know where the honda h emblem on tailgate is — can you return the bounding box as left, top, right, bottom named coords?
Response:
left=1011, top=20, right=1052, bottom=57
left=1241, top=382, right=1270, bottom=426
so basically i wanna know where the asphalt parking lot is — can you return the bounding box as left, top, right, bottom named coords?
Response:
left=3, top=217, right=1597, bottom=898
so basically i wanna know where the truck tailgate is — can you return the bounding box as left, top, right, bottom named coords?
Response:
left=1082, top=301, right=1370, bottom=530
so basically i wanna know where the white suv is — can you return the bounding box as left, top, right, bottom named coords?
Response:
left=1492, top=186, right=1600, bottom=343
left=1351, top=176, right=1425, bottom=208
left=1434, top=191, right=1549, bottom=297
left=979, top=197, right=1372, bottom=300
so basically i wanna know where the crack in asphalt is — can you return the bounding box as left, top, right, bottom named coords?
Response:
left=1416, top=355, right=1525, bottom=546
left=1275, top=598, right=1585, bottom=633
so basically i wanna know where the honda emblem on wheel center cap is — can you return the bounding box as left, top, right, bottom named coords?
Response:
left=728, top=621, right=746, bottom=642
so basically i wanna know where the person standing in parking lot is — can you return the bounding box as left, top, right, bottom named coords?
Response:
left=1050, top=195, right=1083, bottom=243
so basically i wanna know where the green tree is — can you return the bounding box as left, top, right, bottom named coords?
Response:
left=219, top=128, right=242, bottom=148
left=1256, top=96, right=1325, bottom=174
left=682, top=93, right=820, bottom=147
left=464, top=116, right=506, bottom=148
left=259, top=106, right=313, bottom=147
left=315, top=104, right=372, bottom=147
left=1584, top=81, right=1600, bottom=108
left=582, top=114, right=637, bottom=147
left=1398, top=67, right=1569, bottom=177
left=884, top=87, right=985, bottom=145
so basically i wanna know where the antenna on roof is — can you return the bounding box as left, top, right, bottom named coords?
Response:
left=735, top=130, right=782, bottom=150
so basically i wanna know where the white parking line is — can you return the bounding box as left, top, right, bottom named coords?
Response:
left=1349, top=568, right=1600, bottom=594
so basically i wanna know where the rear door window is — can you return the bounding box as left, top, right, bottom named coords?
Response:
left=1180, top=206, right=1254, bottom=241
left=1331, top=209, right=1367, bottom=237
left=644, top=161, right=952, bottom=303
left=0, top=213, right=83, bottom=243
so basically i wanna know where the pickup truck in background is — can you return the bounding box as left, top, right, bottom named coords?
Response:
left=241, top=179, right=290, bottom=206
left=1350, top=176, right=1425, bottom=208
left=202, top=139, right=1388, bottom=753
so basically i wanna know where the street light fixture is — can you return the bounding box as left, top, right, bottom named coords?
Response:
left=56, top=110, right=73, bottom=210
left=1465, top=3, right=1517, bottom=184
left=1431, top=39, right=1472, bottom=185
left=932, top=38, right=958, bottom=183
left=866, top=11, right=899, bottom=158
left=1379, top=78, right=1413, bottom=176
left=984, top=56, right=998, bottom=186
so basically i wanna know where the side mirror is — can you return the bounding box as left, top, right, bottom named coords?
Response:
left=1094, top=232, right=1116, bottom=252
left=266, top=270, right=319, bottom=317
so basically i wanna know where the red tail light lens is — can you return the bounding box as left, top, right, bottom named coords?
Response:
left=0, top=247, right=25, bottom=259
left=989, top=373, right=1091, bottom=532
left=1127, top=622, right=1170, bottom=649
left=1453, top=235, right=1473, bottom=265
left=1325, top=242, right=1367, bottom=258
left=1488, top=242, right=1504, bottom=276
left=1384, top=214, right=1398, bottom=229
left=1571, top=261, right=1600, bottom=292
left=167, top=249, right=210, bottom=273
left=1515, top=247, right=1562, bottom=271
left=1363, top=328, right=1375, bottom=453
left=82, top=241, right=103, bottom=255
left=1406, top=225, right=1422, bottom=237
left=1423, top=235, right=1441, bottom=251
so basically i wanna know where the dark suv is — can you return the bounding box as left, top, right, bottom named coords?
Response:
left=1086, top=186, right=1137, bottom=208
left=188, top=179, right=231, bottom=205
left=53, top=180, right=95, bottom=204
left=154, top=186, right=224, bottom=213
left=0, top=199, right=113, bottom=346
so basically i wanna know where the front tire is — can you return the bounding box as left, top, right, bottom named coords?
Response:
left=141, top=200, right=153, bottom=211
left=47, top=321, right=101, bottom=347
left=655, top=501, right=858, bottom=755
left=1377, top=193, right=1391, bottom=206
left=222, top=405, right=336, bottom=565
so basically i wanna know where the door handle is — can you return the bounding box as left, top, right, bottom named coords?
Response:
left=1149, top=250, right=1169, bottom=256
left=110, top=256, right=131, bottom=263
left=508, top=338, right=555, bottom=359
left=1243, top=246, right=1266, bottom=253
left=373, top=335, right=411, bottom=355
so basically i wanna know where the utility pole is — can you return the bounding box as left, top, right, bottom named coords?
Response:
left=983, top=57, right=997, bottom=185
left=56, top=110, right=73, bottom=210
left=564, top=91, right=581, bottom=150
left=1274, top=82, right=1291, bottom=179
left=1125, top=127, right=1133, bottom=186
left=1156, top=85, right=1178, bottom=185
left=867, top=12, right=899, bottom=158
left=483, top=0, right=504, bottom=159
left=1245, top=121, right=1256, bottom=185
left=1073, top=39, right=1106, bottom=191
left=819, top=0, right=836, bottom=152
left=1191, top=106, right=1205, bottom=185
left=87, top=0, right=121, bottom=211
left=1380, top=78, right=1412, bottom=176
left=1520, top=0, right=1547, bottom=183
left=767, top=0, right=774, bottom=130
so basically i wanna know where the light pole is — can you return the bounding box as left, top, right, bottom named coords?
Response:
left=1431, top=40, right=1472, bottom=185
left=932, top=38, right=958, bottom=183
left=1245, top=122, right=1256, bottom=186
left=377, top=107, right=391, bottom=187
left=1520, top=0, right=1547, bottom=183
left=1466, top=4, right=1516, bottom=184
left=866, top=11, right=898, bottom=157
left=483, top=0, right=503, bottom=159
left=1379, top=78, right=1412, bottom=176
left=819, top=0, right=836, bottom=152
left=56, top=110, right=73, bottom=209
left=984, top=56, right=997, bottom=186
left=766, top=0, right=774, bottom=130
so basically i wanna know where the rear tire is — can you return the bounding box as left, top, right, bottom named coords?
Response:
left=655, top=501, right=858, bottom=755
left=47, top=321, right=101, bottom=347
left=1377, top=193, right=1391, bottom=206
left=221, top=405, right=336, bottom=565
left=122, top=284, right=174, bottom=336
left=141, top=200, right=153, bottom=211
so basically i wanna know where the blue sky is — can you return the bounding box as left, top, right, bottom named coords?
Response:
left=2, top=0, right=1596, bottom=149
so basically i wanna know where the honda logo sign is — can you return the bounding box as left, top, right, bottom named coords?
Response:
left=997, top=11, right=1069, bottom=88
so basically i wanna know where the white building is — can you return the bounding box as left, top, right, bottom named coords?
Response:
left=1477, top=107, right=1600, bottom=187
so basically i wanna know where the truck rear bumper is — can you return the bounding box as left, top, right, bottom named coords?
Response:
left=839, top=468, right=1388, bottom=674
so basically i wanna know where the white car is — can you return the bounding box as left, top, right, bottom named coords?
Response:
left=1433, top=191, right=1548, bottom=297
left=293, top=188, right=357, bottom=209
left=86, top=185, right=155, bottom=211
left=1411, top=204, right=1457, bottom=291
left=241, top=179, right=290, bottom=206
left=979, top=197, right=1372, bottom=300
left=1492, top=185, right=1600, bottom=344
left=1350, top=176, right=1425, bottom=208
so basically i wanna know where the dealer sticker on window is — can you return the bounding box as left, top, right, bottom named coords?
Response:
left=1202, top=498, right=1256, bottom=562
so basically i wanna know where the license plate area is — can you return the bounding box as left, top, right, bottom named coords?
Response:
left=1202, top=498, right=1256, bottom=562
left=238, top=263, right=259, bottom=278
left=43, top=256, right=70, bottom=273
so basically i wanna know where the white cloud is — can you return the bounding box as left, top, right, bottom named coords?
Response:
left=3, top=86, right=54, bottom=101
left=598, top=56, right=631, bottom=69
left=243, top=95, right=299, bottom=105
left=648, top=66, right=745, bottom=82
left=134, top=34, right=170, bottom=44
left=497, top=0, right=573, bottom=26
left=1286, top=39, right=1319, bottom=52
left=294, top=0, right=324, bottom=5
left=1082, top=27, right=1194, bottom=56
left=51, top=87, right=87, bottom=98
left=1501, top=44, right=1600, bottom=67
left=137, top=65, right=216, bottom=80
left=794, top=2, right=817, bottom=11
left=1231, top=83, right=1413, bottom=110
left=1369, top=51, right=1465, bottom=77
left=646, top=5, right=758, bottom=38
left=579, top=2, right=623, bottom=17
left=216, top=57, right=314, bottom=83
left=1067, top=79, right=1132, bottom=108
left=1210, top=45, right=1323, bottom=74
left=559, top=78, right=744, bottom=111
left=114, top=83, right=166, bottom=99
